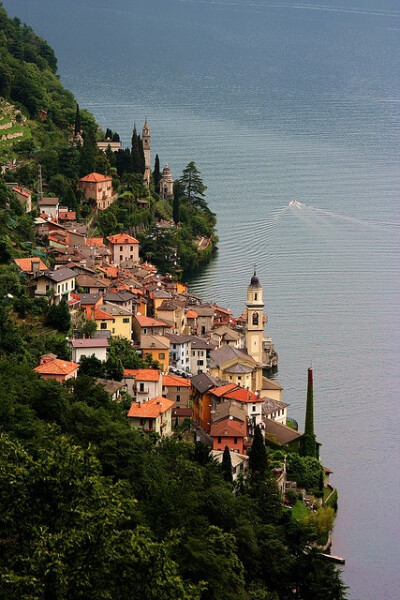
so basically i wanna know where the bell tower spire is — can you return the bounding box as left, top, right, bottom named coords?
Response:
left=245, top=271, right=266, bottom=390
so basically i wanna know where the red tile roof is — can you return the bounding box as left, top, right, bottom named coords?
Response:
left=162, top=374, right=190, bottom=387
left=127, top=396, right=175, bottom=418
left=210, top=418, right=246, bottom=438
left=79, top=172, right=112, bottom=183
left=14, top=257, right=48, bottom=272
left=34, top=358, right=79, bottom=376
left=135, top=314, right=169, bottom=328
left=85, top=237, right=104, bottom=247
left=107, top=233, right=139, bottom=245
left=209, top=383, right=238, bottom=397
left=124, top=369, right=161, bottom=381
left=186, top=310, right=198, bottom=319
left=93, top=308, right=113, bottom=320
left=224, top=387, right=264, bottom=404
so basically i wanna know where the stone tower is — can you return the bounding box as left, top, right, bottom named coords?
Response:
left=245, top=271, right=266, bottom=390
left=142, top=120, right=150, bottom=187
left=159, top=164, right=174, bottom=200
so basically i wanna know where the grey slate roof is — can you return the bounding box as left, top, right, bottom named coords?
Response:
left=190, top=372, right=219, bottom=394
left=210, top=345, right=257, bottom=369
left=263, top=418, right=302, bottom=445
left=46, top=268, right=76, bottom=282
left=262, top=397, right=289, bottom=415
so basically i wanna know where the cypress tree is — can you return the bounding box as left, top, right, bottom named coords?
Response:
left=173, top=181, right=180, bottom=224
left=131, top=124, right=142, bottom=174
left=222, top=445, right=233, bottom=483
left=300, top=367, right=318, bottom=458
left=74, top=103, right=81, bottom=136
left=153, top=154, right=161, bottom=191
left=249, top=425, right=268, bottom=479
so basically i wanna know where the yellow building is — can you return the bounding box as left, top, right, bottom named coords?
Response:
left=140, top=334, right=170, bottom=372
left=94, top=302, right=132, bottom=340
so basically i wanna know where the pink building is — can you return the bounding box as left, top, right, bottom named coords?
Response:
left=34, top=354, right=79, bottom=383
left=78, top=172, right=117, bottom=210
left=107, top=233, right=139, bottom=266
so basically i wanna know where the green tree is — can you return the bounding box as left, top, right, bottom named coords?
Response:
left=301, top=367, right=318, bottom=458
left=81, top=318, right=98, bottom=338
left=79, top=354, right=105, bottom=378
left=105, top=353, right=124, bottom=381
left=45, top=298, right=70, bottom=332
left=153, top=153, right=161, bottom=191
left=74, top=102, right=81, bottom=135
left=173, top=180, right=182, bottom=224
left=221, top=445, right=233, bottom=483
left=249, top=425, right=268, bottom=479
left=179, top=161, right=207, bottom=207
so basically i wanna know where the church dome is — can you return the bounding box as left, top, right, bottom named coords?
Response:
left=249, top=271, right=261, bottom=288
left=161, top=164, right=173, bottom=182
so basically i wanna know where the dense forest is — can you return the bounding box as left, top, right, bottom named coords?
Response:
left=0, top=4, right=346, bottom=598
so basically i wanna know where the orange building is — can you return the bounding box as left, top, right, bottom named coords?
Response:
left=78, top=172, right=117, bottom=210
left=34, top=354, right=79, bottom=383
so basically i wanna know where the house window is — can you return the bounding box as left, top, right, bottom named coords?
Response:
left=139, top=383, right=145, bottom=392
left=130, top=255, right=133, bottom=259
left=100, top=322, right=107, bottom=329
left=112, top=328, right=115, bottom=333
left=143, top=328, right=147, bottom=334
left=234, top=437, right=238, bottom=444
left=252, top=405, right=257, bottom=411
left=176, top=395, right=180, bottom=402
left=254, top=293, right=258, bottom=301
left=177, top=387, right=180, bottom=391
left=120, top=246, right=123, bottom=251
left=197, top=360, right=203, bottom=366
left=159, top=353, right=165, bottom=359
left=123, top=318, right=130, bottom=323
left=217, top=437, right=221, bottom=444
left=120, top=255, right=123, bottom=262
left=130, top=246, right=133, bottom=251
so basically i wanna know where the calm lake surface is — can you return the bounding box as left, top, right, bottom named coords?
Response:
left=3, top=1, right=399, bottom=597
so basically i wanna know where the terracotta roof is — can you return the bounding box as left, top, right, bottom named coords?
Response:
left=135, top=314, right=169, bottom=328
left=128, top=396, right=175, bottom=418
left=12, top=186, right=31, bottom=197
left=123, top=368, right=161, bottom=381
left=14, top=257, right=48, bottom=272
left=107, top=233, right=139, bottom=245
left=210, top=418, right=246, bottom=438
left=162, top=374, right=190, bottom=387
left=209, top=383, right=238, bottom=397
left=186, top=310, right=198, bottom=318
left=93, top=308, right=113, bottom=320
left=34, top=358, right=79, bottom=376
left=85, top=237, right=104, bottom=247
left=58, top=211, right=76, bottom=220
left=38, top=197, right=59, bottom=206
left=224, top=387, right=264, bottom=404
left=97, top=265, right=119, bottom=278
left=79, top=172, right=112, bottom=183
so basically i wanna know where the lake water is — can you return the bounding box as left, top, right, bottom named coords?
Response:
left=3, top=1, right=400, bottom=597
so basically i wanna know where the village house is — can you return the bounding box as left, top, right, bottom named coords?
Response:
left=222, top=386, right=265, bottom=429
left=154, top=299, right=187, bottom=334
left=14, top=257, right=48, bottom=280
left=211, top=325, right=244, bottom=349
left=211, top=450, right=249, bottom=482
left=103, top=290, right=138, bottom=314
left=189, top=336, right=217, bottom=375
left=191, top=372, right=221, bottom=433
left=37, top=196, right=59, bottom=220
left=139, top=334, right=170, bottom=373
left=12, top=185, right=32, bottom=212
left=165, top=333, right=192, bottom=372
left=79, top=293, right=104, bottom=319
left=58, top=208, right=76, bottom=222
left=78, top=172, right=118, bottom=210
left=262, top=418, right=302, bottom=451
left=162, top=373, right=190, bottom=407
left=132, top=314, right=170, bottom=343
left=34, top=267, right=76, bottom=304
left=93, top=306, right=114, bottom=334
left=69, top=338, right=109, bottom=363
left=107, top=233, right=139, bottom=266
left=194, top=304, right=215, bottom=335
left=96, top=378, right=127, bottom=402
left=210, top=402, right=247, bottom=454
left=123, top=368, right=162, bottom=402
left=34, top=354, right=79, bottom=383
left=96, top=302, right=132, bottom=340
left=262, top=397, right=288, bottom=425
left=127, top=396, right=175, bottom=437
left=211, top=304, right=233, bottom=328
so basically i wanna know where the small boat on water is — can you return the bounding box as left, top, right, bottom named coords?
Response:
left=289, top=199, right=301, bottom=207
